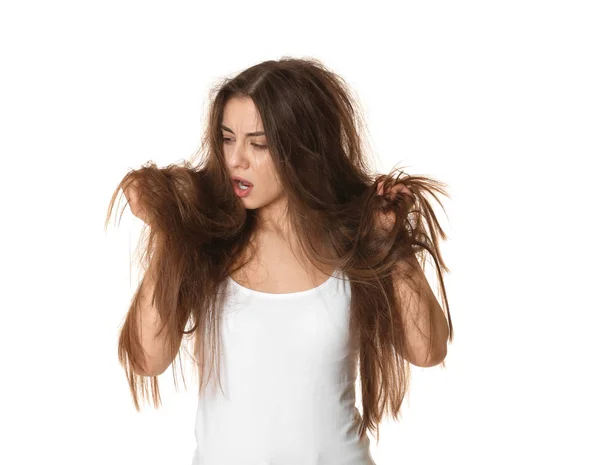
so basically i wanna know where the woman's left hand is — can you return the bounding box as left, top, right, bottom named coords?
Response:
left=374, top=177, right=416, bottom=233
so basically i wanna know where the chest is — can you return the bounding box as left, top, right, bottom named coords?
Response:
left=229, top=241, right=335, bottom=294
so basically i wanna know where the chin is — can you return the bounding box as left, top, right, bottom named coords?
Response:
left=238, top=197, right=259, bottom=210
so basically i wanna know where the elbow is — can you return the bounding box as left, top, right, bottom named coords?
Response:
left=425, top=346, right=447, bottom=367
left=132, top=357, right=172, bottom=378
left=408, top=344, right=447, bottom=368
left=133, top=365, right=167, bottom=378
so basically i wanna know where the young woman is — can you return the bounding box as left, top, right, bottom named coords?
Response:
left=106, top=57, right=453, bottom=465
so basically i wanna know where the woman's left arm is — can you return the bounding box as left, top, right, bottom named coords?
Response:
left=375, top=178, right=449, bottom=367
left=392, top=253, right=449, bottom=367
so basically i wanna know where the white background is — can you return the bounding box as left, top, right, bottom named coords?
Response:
left=1, top=1, right=598, bottom=464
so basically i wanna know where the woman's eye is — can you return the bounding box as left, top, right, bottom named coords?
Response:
left=221, top=137, right=267, bottom=150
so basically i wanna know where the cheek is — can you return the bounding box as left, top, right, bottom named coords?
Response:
left=268, top=171, right=283, bottom=197
left=257, top=157, right=282, bottom=192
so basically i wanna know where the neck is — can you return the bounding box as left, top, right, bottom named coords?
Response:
left=256, top=195, right=292, bottom=238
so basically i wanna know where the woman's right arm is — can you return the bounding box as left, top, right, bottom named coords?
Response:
left=134, top=269, right=183, bottom=377
left=123, top=180, right=182, bottom=376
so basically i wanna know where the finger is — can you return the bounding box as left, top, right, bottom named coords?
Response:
left=394, top=184, right=413, bottom=198
left=124, top=183, right=139, bottom=204
left=388, top=183, right=403, bottom=200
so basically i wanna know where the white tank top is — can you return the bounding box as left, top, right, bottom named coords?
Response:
left=191, top=268, right=376, bottom=465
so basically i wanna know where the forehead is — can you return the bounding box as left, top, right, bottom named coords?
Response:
left=222, top=96, right=264, bottom=131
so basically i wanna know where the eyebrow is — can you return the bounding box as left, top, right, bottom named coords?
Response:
left=220, top=125, right=265, bottom=137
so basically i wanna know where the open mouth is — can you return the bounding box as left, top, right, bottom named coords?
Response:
left=232, top=179, right=253, bottom=196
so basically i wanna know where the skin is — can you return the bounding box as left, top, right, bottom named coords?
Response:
left=222, top=96, right=292, bottom=238
left=223, top=95, right=413, bottom=223
left=126, top=96, right=446, bottom=365
left=374, top=176, right=415, bottom=233
left=222, top=96, right=332, bottom=292
left=221, top=96, right=421, bottom=295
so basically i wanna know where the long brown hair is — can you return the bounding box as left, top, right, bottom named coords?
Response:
left=105, top=56, right=454, bottom=442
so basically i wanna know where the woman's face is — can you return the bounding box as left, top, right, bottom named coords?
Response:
left=221, top=96, right=286, bottom=213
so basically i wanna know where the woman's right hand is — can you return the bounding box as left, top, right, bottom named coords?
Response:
left=123, top=180, right=150, bottom=224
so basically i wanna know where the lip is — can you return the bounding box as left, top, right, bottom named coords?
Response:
left=232, top=180, right=253, bottom=197
left=231, top=176, right=254, bottom=187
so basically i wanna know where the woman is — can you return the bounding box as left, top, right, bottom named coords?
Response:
left=105, top=57, right=453, bottom=465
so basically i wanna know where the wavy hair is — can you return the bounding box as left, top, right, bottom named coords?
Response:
left=105, top=56, right=454, bottom=442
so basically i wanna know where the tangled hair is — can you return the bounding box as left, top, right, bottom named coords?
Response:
left=105, top=56, right=454, bottom=443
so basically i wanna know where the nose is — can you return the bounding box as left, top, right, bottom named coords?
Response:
left=225, top=141, right=250, bottom=170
